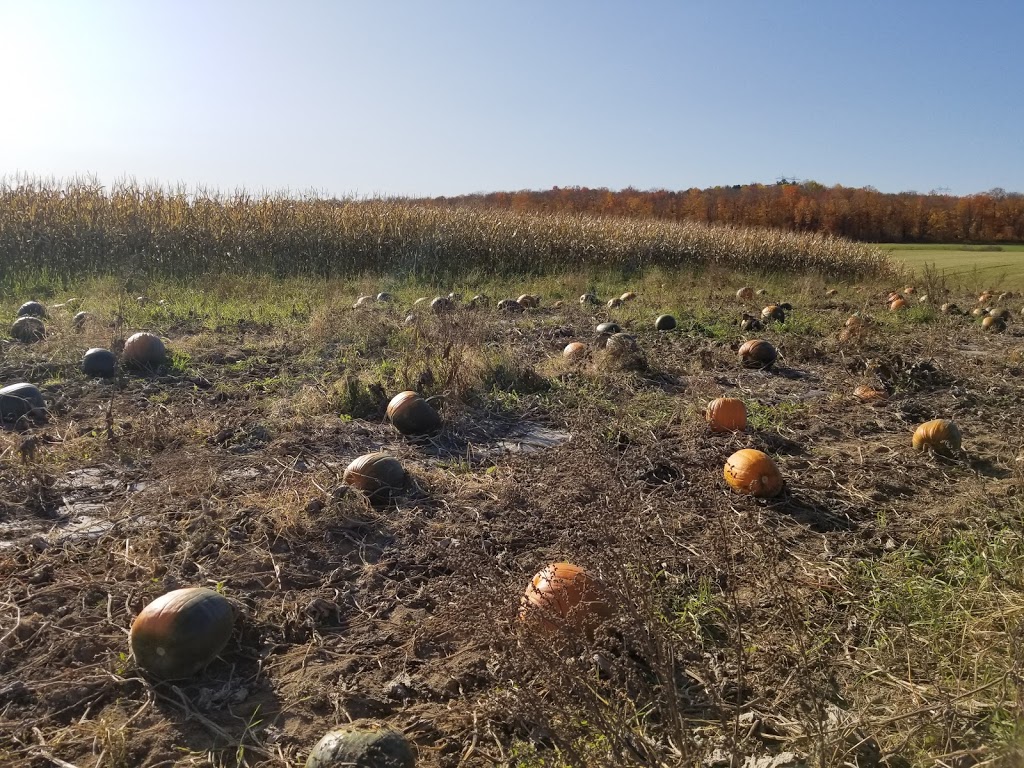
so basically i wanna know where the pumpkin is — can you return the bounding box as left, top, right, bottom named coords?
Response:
left=971, top=307, right=987, bottom=318
left=886, top=292, right=902, bottom=304
left=376, top=292, right=394, bottom=303
left=517, top=294, right=539, bottom=308
left=982, top=316, right=1006, bottom=332
left=912, top=419, right=962, bottom=458
left=520, top=562, right=612, bottom=637
left=353, top=295, right=375, bottom=308
left=497, top=298, right=524, bottom=313
left=11, top=317, right=45, bottom=343
left=991, top=308, right=1012, bottom=320
left=72, top=311, right=91, bottom=330
left=430, top=296, right=453, bottom=314
left=386, top=391, right=441, bottom=435
left=579, top=293, right=599, bottom=306
left=705, top=397, right=747, bottom=432
left=343, top=452, right=406, bottom=502
left=999, top=292, right=1013, bottom=301
left=979, top=292, right=993, bottom=304
left=918, top=294, right=930, bottom=304
left=595, top=321, right=621, bottom=336
left=82, top=348, right=117, bottom=378
left=551, top=300, right=564, bottom=309
left=620, top=291, right=636, bottom=302
left=740, top=313, right=762, bottom=332
left=761, top=305, right=786, bottom=323
left=306, top=727, right=415, bottom=768
left=129, top=587, right=235, bottom=680
left=604, top=332, right=639, bottom=357
left=122, top=332, right=166, bottom=368
left=0, top=383, right=46, bottom=421
left=738, top=339, right=777, bottom=369
left=889, top=298, right=907, bottom=311
left=655, top=314, right=677, bottom=331
left=606, top=297, right=623, bottom=309
left=723, top=449, right=783, bottom=497
left=940, top=303, right=959, bottom=314
left=854, top=384, right=888, bottom=403
left=17, top=300, right=46, bottom=318
left=904, top=286, right=917, bottom=295
left=846, top=315, right=864, bottom=327
left=736, top=287, right=754, bottom=300
left=563, top=342, right=587, bottom=359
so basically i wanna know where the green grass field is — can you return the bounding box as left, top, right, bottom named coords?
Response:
left=885, top=243, right=1024, bottom=291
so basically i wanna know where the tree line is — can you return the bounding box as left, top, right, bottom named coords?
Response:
left=420, top=182, right=1024, bottom=244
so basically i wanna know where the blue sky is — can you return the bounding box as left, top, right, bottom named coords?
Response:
left=1, top=0, right=1021, bottom=197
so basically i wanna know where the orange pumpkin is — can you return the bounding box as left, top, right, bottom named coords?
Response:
left=562, top=342, right=587, bottom=359
left=129, top=588, right=235, bottom=679
left=761, top=305, right=786, bottom=323
left=723, top=449, right=783, bottom=497
left=904, top=286, right=917, bottom=295
left=386, top=391, right=441, bottom=435
left=736, top=287, right=754, bottom=300
left=912, top=419, right=961, bottom=457
left=982, top=315, right=1006, bottom=332
left=706, top=398, right=747, bottom=432
left=889, top=298, right=907, bottom=311
left=520, top=562, right=612, bottom=637
left=738, top=339, right=777, bottom=369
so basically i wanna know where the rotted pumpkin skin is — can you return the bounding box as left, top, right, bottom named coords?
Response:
left=343, top=453, right=406, bottom=502
left=736, top=287, right=755, bottom=301
left=386, top=391, right=441, bottom=435
left=129, top=588, right=235, bottom=680
left=854, top=384, right=888, bottom=403
left=517, top=294, right=540, bottom=309
left=724, top=449, right=783, bottom=498
left=912, top=419, right=962, bottom=458
left=738, top=339, right=777, bottom=369
left=306, top=726, right=415, bottom=768
left=520, top=562, right=612, bottom=638
left=705, top=398, right=747, bottom=433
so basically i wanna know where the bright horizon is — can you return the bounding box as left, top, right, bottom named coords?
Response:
left=1, top=0, right=1022, bottom=199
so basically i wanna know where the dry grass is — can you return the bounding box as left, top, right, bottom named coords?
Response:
left=1, top=264, right=1023, bottom=767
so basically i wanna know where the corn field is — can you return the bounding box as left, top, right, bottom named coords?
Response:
left=0, top=177, right=895, bottom=285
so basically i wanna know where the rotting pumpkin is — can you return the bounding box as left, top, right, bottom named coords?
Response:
left=129, top=587, right=235, bottom=680
left=738, top=339, right=777, bottom=369
left=723, top=449, right=783, bottom=498
left=305, top=726, right=415, bottom=768
left=386, top=391, right=441, bottom=435
left=342, top=452, right=406, bottom=503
